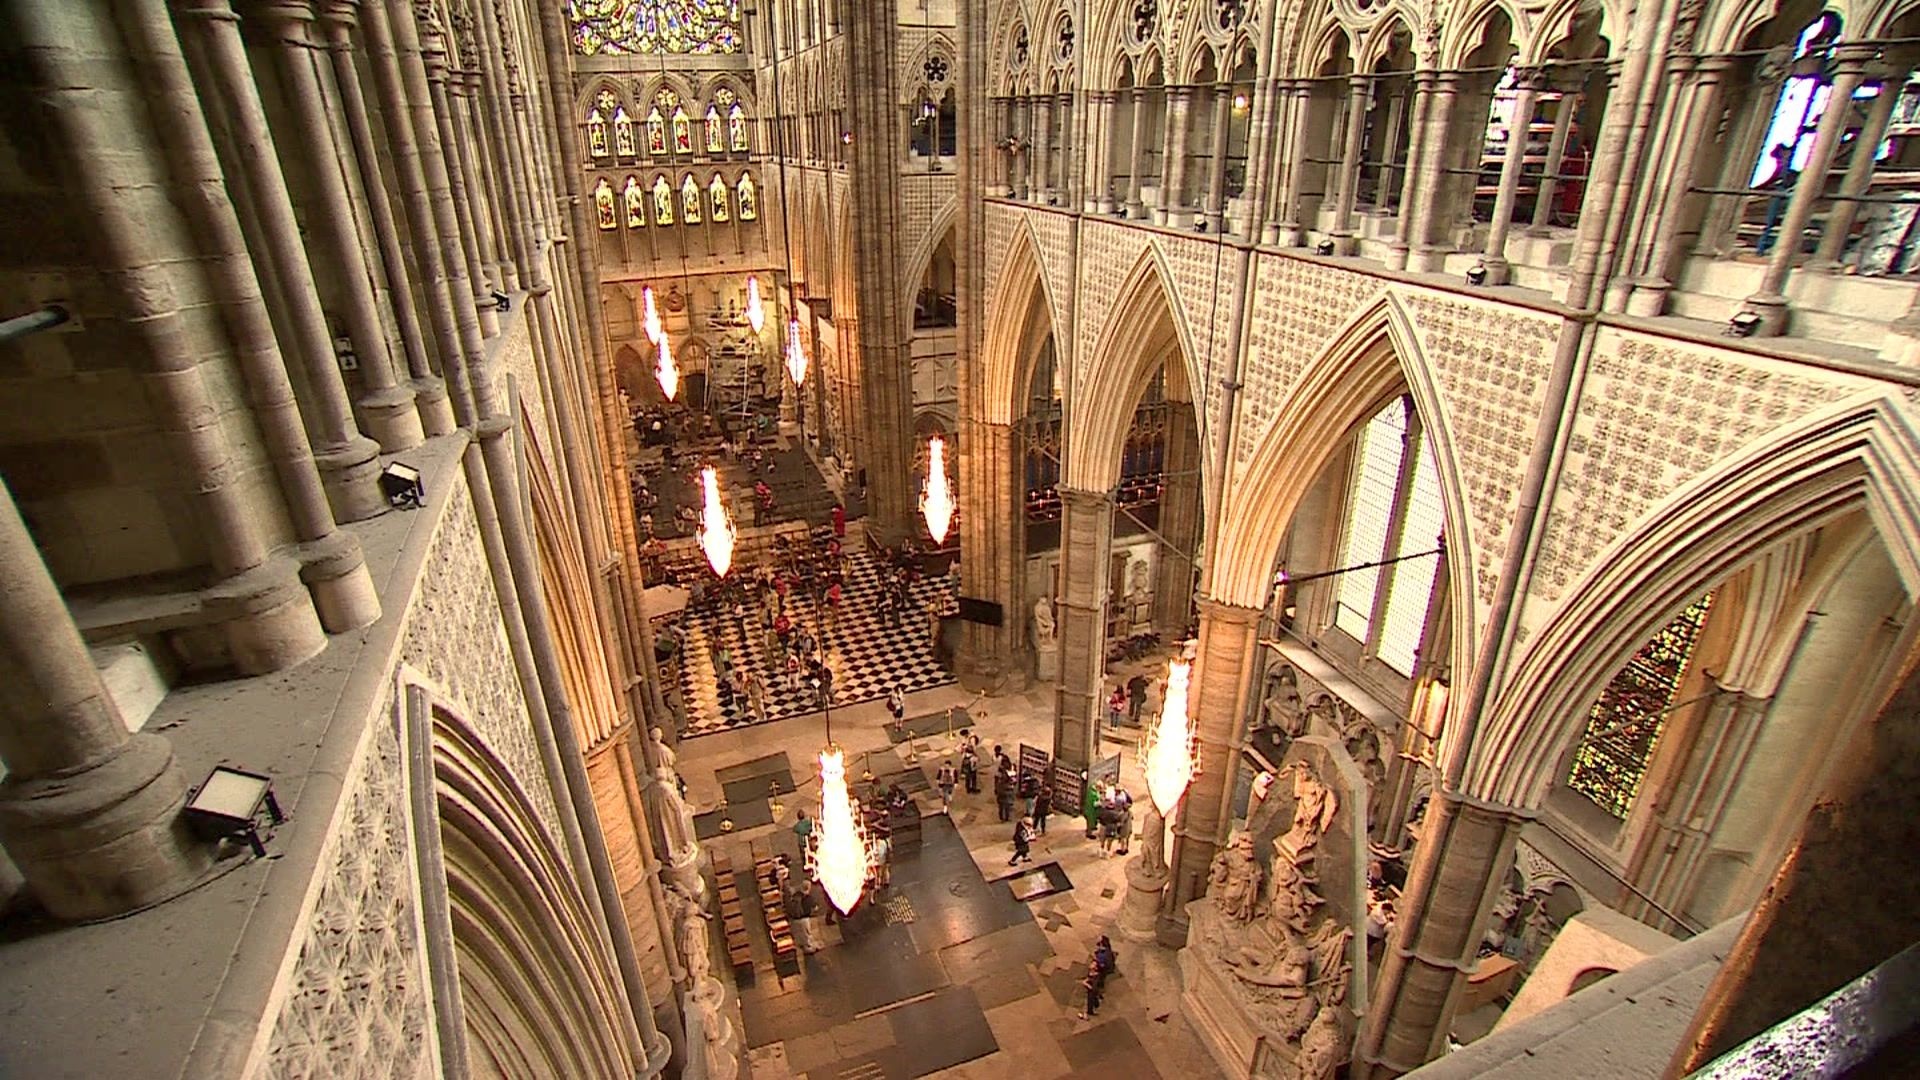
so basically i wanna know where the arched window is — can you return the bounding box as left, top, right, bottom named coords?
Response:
left=681, top=173, right=703, bottom=223
left=613, top=107, right=636, bottom=157
left=587, top=88, right=615, bottom=158
left=1565, top=595, right=1714, bottom=819
left=706, top=105, right=725, bottom=154
left=569, top=0, right=745, bottom=56
left=623, top=176, right=646, bottom=228
left=593, top=178, right=617, bottom=230
left=1332, top=397, right=1444, bottom=676
left=729, top=103, right=749, bottom=152
left=709, top=174, right=730, bottom=221
left=652, top=175, right=675, bottom=225
left=672, top=106, right=694, bottom=154
left=736, top=172, right=758, bottom=220
left=647, top=105, right=668, bottom=155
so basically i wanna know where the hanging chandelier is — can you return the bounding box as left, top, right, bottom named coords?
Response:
left=696, top=466, right=735, bottom=577
left=785, top=317, right=808, bottom=386
left=655, top=334, right=679, bottom=401
left=920, top=435, right=954, bottom=545
left=812, top=747, right=872, bottom=914
left=643, top=284, right=663, bottom=344
left=746, top=275, right=766, bottom=334
left=1144, top=658, right=1197, bottom=818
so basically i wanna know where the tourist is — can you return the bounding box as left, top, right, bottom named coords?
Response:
left=1106, top=685, right=1128, bottom=736
left=1097, top=800, right=1118, bottom=856
left=831, top=501, right=847, bottom=539
left=745, top=670, right=768, bottom=725
left=1081, top=773, right=1100, bottom=839
left=1115, top=788, right=1134, bottom=855
left=793, top=808, right=813, bottom=851
left=887, top=684, right=906, bottom=724
left=961, top=740, right=980, bottom=794
left=994, top=756, right=1016, bottom=822
left=1078, top=969, right=1102, bottom=1020
left=870, top=830, right=892, bottom=890
left=783, top=884, right=819, bottom=954
left=1009, top=816, right=1034, bottom=866
left=1031, top=786, right=1050, bottom=835
left=785, top=651, right=802, bottom=692
left=936, top=760, right=958, bottom=814
left=1127, top=673, right=1148, bottom=726
left=1091, top=936, right=1117, bottom=990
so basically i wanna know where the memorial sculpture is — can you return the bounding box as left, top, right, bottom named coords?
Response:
left=1033, top=595, right=1057, bottom=645
left=1208, top=831, right=1265, bottom=923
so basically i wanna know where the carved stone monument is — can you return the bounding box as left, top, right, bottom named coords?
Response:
left=1033, top=595, right=1059, bottom=681
left=651, top=726, right=707, bottom=905
left=1180, top=736, right=1369, bottom=1079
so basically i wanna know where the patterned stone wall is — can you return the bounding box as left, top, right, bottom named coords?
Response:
left=901, top=171, right=957, bottom=270
left=260, top=682, right=433, bottom=1079
left=1233, top=252, right=1380, bottom=469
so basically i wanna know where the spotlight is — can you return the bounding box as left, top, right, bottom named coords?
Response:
left=332, top=335, right=359, bottom=372
left=1232, top=92, right=1250, bottom=114
left=1465, top=264, right=1488, bottom=286
left=183, top=766, right=284, bottom=857
left=380, top=461, right=426, bottom=510
left=1727, top=310, right=1763, bottom=337
left=492, top=291, right=511, bottom=313
left=1316, top=239, right=1335, bottom=256
left=841, top=131, right=854, bottom=145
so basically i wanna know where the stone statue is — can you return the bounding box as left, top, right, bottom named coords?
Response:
left=651, top=743, right=699, bottom=862
left=1266, top=848, right=1324, bottom=933
left=1280, top=761, right=1338, bottom=860
left=1307, top=920, right=1354, bottom=1007
left=680, top=895, right=714, bottom=988
left=1261, top=666, right=1305, bottom=739
left=1207, top=832, right=1264, bottom=923
left=1127, top=558, right=1150, bottom=600
left=1228, top=927, right=1311, bottom=990
left=1033, top=596, right=1057, bottom=646
left=651, top=726, right=680, bottom=775
left=1295, top=1005, right=1343, bottom=1080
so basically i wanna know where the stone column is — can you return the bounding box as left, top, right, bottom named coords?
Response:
left=1053, top=487, right=1114, bottom=774
left=1152, top=404, right=1201, bottom=640
left=1202, top=82, right=1234, bottom=231
left=1811, top=70, right=1901, bottom=268
left=1125, top=87, right=1149, bottom=218
left=1272, top=80, right=1313, bottom=245
left=1328, top=74, right=1371, bottom=254
left=1527, top=91, right=1579, bottom=235
left=954, top=420, right=1031, bottom=689
left=1625, top=60, right=1731, bottom=314
left=1159, top=87, right=1194, bottom=226
left=1405, top=72, right=1462, bottom=272
left=254, top=0, right=424, bottom=453
left=1010, top=98, right=1031, bottom=200
left=1353, top=792, right=1531, bottom=1077
left=175, top=0, right=387, bottom=525
left=1158, top=596, right=1261, bottom=945
left=989, top=96, right=1012, bottom=195
left=1387, top=71, right=1436, bottom=270
left=316, top=0, right=454, bottom=438
left=1055, top=92, right=1076, bottom=207
left=1477, top=70, right=1542, bottom=286
left=1084, top=90, right=1114, bottom=213
left=845, top=0, right=917, bottom=544
left=1667, top=637, right=1920, bottom=1074
left=1740, top=46, right=1873, bottom=335
left=1032, top=94, right=1053, bottom=204
left=0, top=478, right=212, bottom=921
left=420, top=8, right=501, bottom=340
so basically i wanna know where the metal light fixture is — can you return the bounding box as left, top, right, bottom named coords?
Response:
left=183, top=766, right=285, bottom=857
left=656, top=334, right=680, bottom=401
left=813, top=746, right=872, bottom=914
left=1465, top=263, right=1489, bottom=286
left=1316, top=239, right=1336, bottom=256
left=1728, top=310, right=1763, bottom=337
left=697, top=466, right=736, bottom=577
left=785, top=316, right=809, bottom=386
left=1144, top=658, right=1197, bottom=817
left=643, top=284, right=663, bottom=344
left=745, top=275, right=766, bottom=334
left=379, top=462, right=426, bottom=509
left=921, top=435, right=954, bottom=545
left=1232, top=92, right=1250, bottom=114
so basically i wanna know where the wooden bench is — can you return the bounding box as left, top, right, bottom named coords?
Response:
left=710, top=851, right=756, bottom=983
left=749, top=844, right=799, bottom=974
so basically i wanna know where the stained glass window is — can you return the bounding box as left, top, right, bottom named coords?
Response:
left=613, top=107, right=636, bottom=157
left=1566, top=595, right=1715, bottom=819
left=593, top=178, right=618, bottom=230
left=647, top=107, right=667, bottom=155
left=681, top=173, right=703, bottom=223
left=568, top=0, right=744, bottom=56
left=728, top=103, right=748, bottom=152
left=623, top=176, right=646, bottom=227
left=706, top=105, right=725, bottom=154
left=708, top=174, right=730, bottom=221
left=737, top=173, right=757, bottom=220
left=653, top=175, right=675, bottom=225
left=588, top=109, right=610, bottom=157
left=672, top=107, right=694, bottom=154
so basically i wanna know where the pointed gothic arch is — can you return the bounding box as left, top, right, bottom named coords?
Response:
left=982, top=219, right=1063, bottom=426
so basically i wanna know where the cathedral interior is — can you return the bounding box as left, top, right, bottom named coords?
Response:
left=3, top=0, right=1920, bottom=1077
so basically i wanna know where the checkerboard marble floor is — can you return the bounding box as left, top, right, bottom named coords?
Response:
left=671, top=551, right=957, bottom=738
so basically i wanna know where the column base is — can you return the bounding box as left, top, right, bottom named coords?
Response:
left=1478, top=256, right=1513, bottom=286
left=360, top=385, right=426, bottom=453
left=1409, top=245, right=1453, bottom=273
left=1117, top=856, right=1169, bottom=941
left=1734, top=292, right=1790, bottom=338
left=1327, top=233, right=1358, bottom=257
left=413, top=377, right=458, bottom=437
left=1385, top=242, right=1412, bottom=271
left=299, top=531, right=382, bottom=632
left=0, top=733, right=211, bottom=922
left=314, top=434, right=388, bottom=524
left=1155, top=904, right=1192, bottom=949
left=1624, top=276, right=1673, bottom=318
left=205, top=555, right=329, bottom=674
left=475, top=294, right=501, bottom=339
left=1881, top=314, right=1920, bottom=365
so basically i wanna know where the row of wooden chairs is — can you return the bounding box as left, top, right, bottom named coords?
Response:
left=709, top=850, right=754, bottom=983
left=749, top=842, right=799, bottom=974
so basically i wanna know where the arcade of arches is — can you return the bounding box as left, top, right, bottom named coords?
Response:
left=2, top=0, right=1920, bottom=1078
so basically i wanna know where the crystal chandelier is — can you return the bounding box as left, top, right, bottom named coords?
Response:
left=643, top=284, right=663, bottom=344
left=655, top=334, right=679, bottom=401
left=746, top=275, right=766, bottom=334
left=1144, top=658, right=1196, bottom=817
left=786, top=317, right=808, bottom=386
left=696, top=466, right=735, bottom=577
left=812, top=747, right=872, bottom=914
left=920, top=435, right=954, bottom=545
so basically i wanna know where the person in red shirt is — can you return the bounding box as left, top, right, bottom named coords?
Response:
left=831, top=502, right=847, bottom=538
